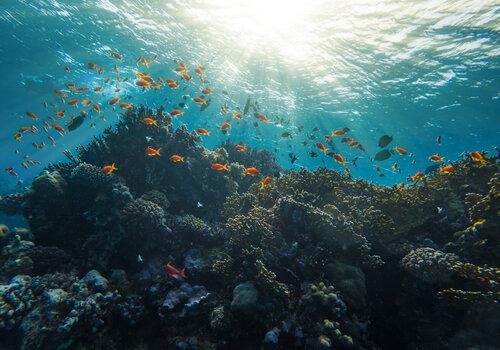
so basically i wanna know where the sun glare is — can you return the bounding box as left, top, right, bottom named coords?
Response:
left=188, top=0, right=322, bottom=63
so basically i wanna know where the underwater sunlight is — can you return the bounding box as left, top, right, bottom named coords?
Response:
left=0, top=0, right=498, bottom=349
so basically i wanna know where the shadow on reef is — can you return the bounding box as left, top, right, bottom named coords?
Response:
left=0, top=106, right=498, bottom=350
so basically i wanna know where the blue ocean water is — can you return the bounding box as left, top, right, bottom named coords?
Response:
left=0, top=0, right=498, bottom=198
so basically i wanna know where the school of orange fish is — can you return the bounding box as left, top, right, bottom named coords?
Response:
left=4, top=50, right=490, bottom=191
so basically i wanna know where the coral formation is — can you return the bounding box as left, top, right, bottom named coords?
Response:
left=0, top=107, right=498, bottom=349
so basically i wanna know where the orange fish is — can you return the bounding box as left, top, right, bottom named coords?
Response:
left=67, top=82, right=76, bottom=89
left=163, top=262, right=186, bottom=279
left=119, top=102, right=133, bottom=110
left=52, top=122, right=65, bottom=134
left=211, top=163, right=229, bottom=171
left=80, top=110, right=88, bottom=117
left=136, top=79, right=151, bottom=88
left=391, top=162, right=399, bottom=171
left=349, top=141, right=359, bottom=148
left=169, top=155, right=185, bottom=163
left=395, top=182, right=405, bottom=190
left=255, top=113, right=270, bottom=123
left=394, top=146, right=408, bottom=155
left=331, top=153, right=346, bottom=165
left=235, top=144, right=247, bottom=152
left=166, top=79, right=178, bottom=89
left=345, top=166, right=351, bottom=175
left=470, top=151, right=486, bottom=164
left=341, top=137, right=353, bottom=143
left=176, top=64, right=188, bottom=72
left=14, top=132, right=22, bottom=141
left=195, top=64, right=205, bottom=75
left=92, top=104, right=101, bottom=113
left=315, top=142, right=328, bottom=154
left=94, top=86, right=103, bottom=92
left=55, top=110, right=65, bottom=118
left=68, top=99, right=78, bottom=106
left=429, top=154, right=444, bottom=162
left=332, top=127, right=350, bottom=136
left=357, top=144, right=366, bottom=152
left=170, top=109, right=184, bottom=116
left=26, top=112, right=38, bottom=120
left=81, top=98, right=92, bottom=106
left=145, top=147, right=161, bottom=156
left=88, top=62, right=97, bottom=70
left=409, top=171, right=425, bottom=182
left=102, top=163, right=117, bottom=174
left=54, top=89, right=68, bottom=98
left=439, top=165, right=454, bottom=174
left=221, top=122, right=231, bottom=131
left=260, top=176, right=272, bottom=190
left=192, top=96, right=208, bottom=105
left=201, top=87, right=213, bottom=95
left=109, top=97, right=120, bottom=105
left=143, top=118, right=157, bottom=126
left=110, top=51, right=123, bottom=60
left=197, top=128, right=210, bottom=136
left=76, top=86, right=89, bottom=92
left=233, top=113, right=242, bottom=119
left=244, top=167, right=260, bottom=176
left=19, top=126, right=32, bottom=133
left=181, top=73, right=191, bottom=81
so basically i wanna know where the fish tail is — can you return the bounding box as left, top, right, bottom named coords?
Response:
left=223, top=164, right=229, bottom=171
left=157, top=148, right=161, bottom=156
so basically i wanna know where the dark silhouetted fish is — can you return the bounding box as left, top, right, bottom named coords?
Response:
left=425, top=164, right=440, bottom=174
left=374, top=149, right=392, bottom=161
left=378, top=135, right=393, bottom=148
left=67, top=115, right=85, bottom=131
left=243, top=97, right=251, bottom=115
left=200, top=99, right=211, bottom=111
left=289, top=153, right=298, bottom=164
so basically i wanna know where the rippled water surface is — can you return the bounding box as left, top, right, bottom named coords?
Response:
left=0, top=0, right=499, bottom=192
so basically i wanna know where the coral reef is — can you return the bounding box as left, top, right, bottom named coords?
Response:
left=0, top=107, right=498, bottom=349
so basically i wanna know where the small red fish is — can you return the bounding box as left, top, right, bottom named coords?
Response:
left=429, top=154, right=444, bottom=162
left=197, top=128, right=210, bottom=136
left=469, top=151, right=486, bottom=164
left=169, top=155, right=185, bottom=163
left=145, top=147, right=161, bottom=156
left=163, top=262, right=186, bottom=279
left=26, top=112, right=38, bottom=120
left=52, top=122, right=65, bottom=134
left=394, top=146, right=407, bottom=155
left=332, top=127, right=350, bottom=136
left=235, top=144, right=247, bottom=152
left=316, top=142, right=328, bottom=154
left=439, top=165, right=454, bottom=174
left=331, top=153, right=346, bottom=165
left=409, top=171, right=425, bottom=182
left=211, top=163, right=229, bottom=171
left=260, top=176, right=272, bottom=190
left=102, top=163, right=118, bottom=174
left=170, top=109, right=184, bottom=116
left=109, top=97, right=121, bottom=105
left=244, top=167, right=260, bottom=176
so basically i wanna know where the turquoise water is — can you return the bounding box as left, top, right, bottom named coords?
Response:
left=0, top=0, right=499, bottom=194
